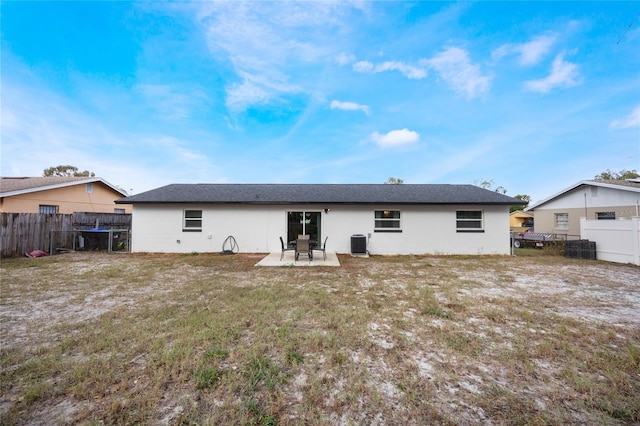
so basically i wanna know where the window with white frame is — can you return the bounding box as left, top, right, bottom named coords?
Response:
left=114, top=208, right=126, bottom=214
left=374, top=210, right=401, bottom=232
left=596, top=211, right=615, bottom=220
left=183, top=210, right=202, bottom=231
left=554, top=213, right=569, bottom=229
left=86, top=182, right=94, bottom=193
left=39, top=205, right=59, bottom=214
left=456, top=210, right=484, bottom=232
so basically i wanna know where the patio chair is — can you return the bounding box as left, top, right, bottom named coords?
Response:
left=280, top=236, right=295, bottom=260
left=313, top=236, right=328, bottom=261
left=295, top=237, right=312, bottom=262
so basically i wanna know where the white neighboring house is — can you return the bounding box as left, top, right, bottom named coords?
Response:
left=524, top=179, right=640, bottom=236
left=116, top=184, right=526, bottom=255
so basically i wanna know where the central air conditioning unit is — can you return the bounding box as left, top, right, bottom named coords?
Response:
left=350, top=234, right=367, bottom=255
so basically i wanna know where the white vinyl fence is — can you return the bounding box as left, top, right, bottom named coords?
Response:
left=580, top=217, right=640, bottom=266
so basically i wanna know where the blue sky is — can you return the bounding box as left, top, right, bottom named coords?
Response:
left=2, top=1, right=639, bottom=202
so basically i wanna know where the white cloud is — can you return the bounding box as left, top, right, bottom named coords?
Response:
left=377, top=61, right=427, bottom=79
left=225, top=73, right=274, bottom=112
left=610, top=106, right=640, bottom=129
left=353, top=60, right=427, bottom=79
left=524, top=53, right=580, bottom=93
left=196, top=2, right=362, bottom=113
left=336, top=52, right=356, bottom=66
left=424, top=47, right=491, bottom=99
left=353, top=60, right=375, bottom=73
left=225, top=70, right=303, bottom=112
left=368, top=128, right=420, bottom=148
left=492, top=34, right=556, bottom=66
left=330, top=100, right=370, bottom=115
left=351, top=47, right=489, bottom=98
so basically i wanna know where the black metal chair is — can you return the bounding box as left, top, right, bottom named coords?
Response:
left=280, top=236, right=295, bottom=260
left=313, top=236, right=328, bottom=261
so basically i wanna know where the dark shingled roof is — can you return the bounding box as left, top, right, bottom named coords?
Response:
left=117, top=184, right=526, bottom=206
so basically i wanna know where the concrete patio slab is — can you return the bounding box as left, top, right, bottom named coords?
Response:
left=255, top=251, right=341, bottom=267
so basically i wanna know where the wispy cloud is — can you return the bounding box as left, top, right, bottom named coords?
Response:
left=336, top=52, right=356, bottom=66
left=524, top=53, right=581, bottom=93
left=136, top=84, right=207, bottom=120
left=353, top=60, right=427, bottom=79
left=610, top=106, right=640, bottom=129
left=368, top=128, right=420, bottom=148
left=196, top=2, right=362, bottom=113
left=330, top=100, right=370, bottom=115
left=492, top=34, right=557, bottom=66
left=225, top=71, right=303, bottom=112
left=423, top=47, right=491, bottom=99
left=350, top=47, right=490, bottom=99
left=0, top=71, right=221, bottom=192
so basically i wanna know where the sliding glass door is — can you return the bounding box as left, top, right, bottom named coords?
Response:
left=287, top=211, right=321, bottom=243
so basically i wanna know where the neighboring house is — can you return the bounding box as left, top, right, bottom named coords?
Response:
left=510, top=210, right=533, bottom=229
left=524, top=179, right=640, bottom=236
left=0, top=177, right=131, bottom=214
left=116, top=183, right=526, bottom=255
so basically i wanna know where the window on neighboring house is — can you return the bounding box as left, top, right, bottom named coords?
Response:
left=374, top=210, right=401, bottom=232
left=39, top=205, right=59, bottom=214
left=183, top=210, right=202, bottom=231
left=596, top=211, right=615, bottom=220
left=456, top=210, right=484, bottom=232
left=555, top=213, right=569, bottom=229
left=86, top=183, right=93, bottom=193
left=114, top=208, right=126, bottom=214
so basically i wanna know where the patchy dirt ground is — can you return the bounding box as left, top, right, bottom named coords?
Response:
left=1, top=252, right=639, bottom=424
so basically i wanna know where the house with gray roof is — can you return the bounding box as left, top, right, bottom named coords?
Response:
left=524, top=179, right=640, bottom=236
left=116, top=183, right=525, bottom=255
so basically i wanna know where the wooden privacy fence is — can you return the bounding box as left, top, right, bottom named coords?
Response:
left=0, top=212, right=132, bottom=258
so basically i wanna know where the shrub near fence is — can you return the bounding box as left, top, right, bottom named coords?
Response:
left=0, top=212, right=131, bottom=258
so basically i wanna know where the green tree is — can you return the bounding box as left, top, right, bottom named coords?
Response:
left=475, top=179, right=529, bottom=211
left=510, top=194, right=531, bottom=212
left=593, top=169, right=639, bottom=180
left=43, top=165, right=95, bottom=177
left=474, top=179, right=506, bottom=194
left=384, top=177, right=404, bottom=184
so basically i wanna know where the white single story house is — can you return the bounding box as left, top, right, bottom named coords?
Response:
left=116, top=184, right=526, bottom=255
left=524, top=179, right=640, bottom=236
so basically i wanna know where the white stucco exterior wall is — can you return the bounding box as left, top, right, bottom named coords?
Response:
left=130, top=203, right=512, bottom=255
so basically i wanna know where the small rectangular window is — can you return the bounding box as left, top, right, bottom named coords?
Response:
left=114, top=208, right=126, bottom=214
left=39, top=205, right=59, bottom=214
left=183, top=210, right=202, bottom=231
left=456, top=210, right=483, bottom=232
left=86, top=183, right=94, bottom=193
left=374, top=210, right=401, bottom=232
left=596, top=211, right=615, bottom=220
left=555, top=213, right=569, bottom=229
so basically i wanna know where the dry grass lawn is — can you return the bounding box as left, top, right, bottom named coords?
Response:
left=1, top=251, right=639, bottom=425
